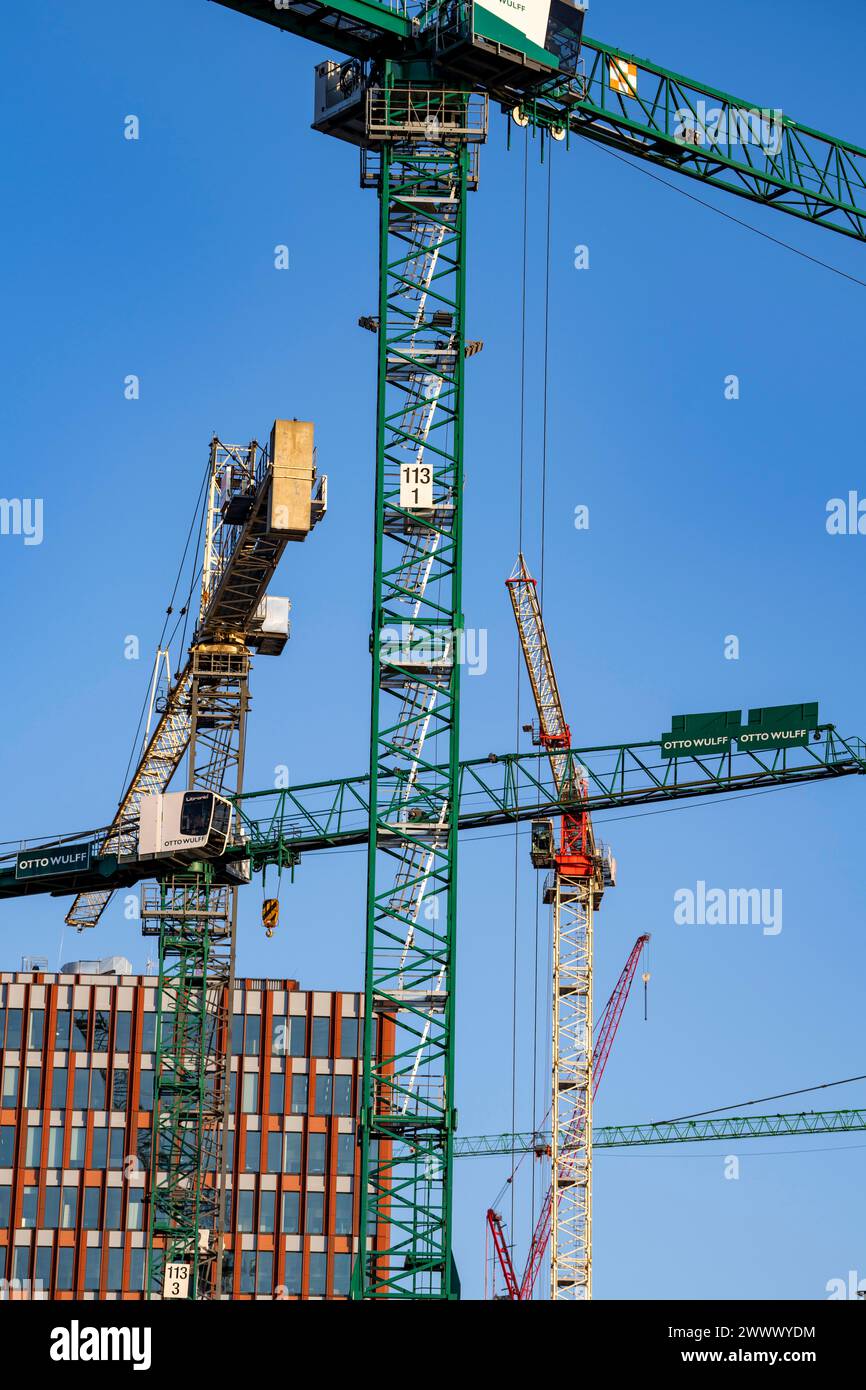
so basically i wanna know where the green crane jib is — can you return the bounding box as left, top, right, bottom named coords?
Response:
left=2, top=724, right=863, bottom=902
left=454, top=1108, right=866, bottom=1156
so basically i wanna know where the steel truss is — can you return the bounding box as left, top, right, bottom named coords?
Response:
left=550, top=876, right=592, bottom=1299
left=358, top=87, right=484, bottom=1300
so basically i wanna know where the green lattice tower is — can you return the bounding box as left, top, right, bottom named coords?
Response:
left=357, top=80, right=486, bottom=1300
left=143, top=873, right=232, bottom=1299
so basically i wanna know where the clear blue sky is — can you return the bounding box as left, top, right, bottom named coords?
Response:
left=1, top=0, right=864, bottom=1300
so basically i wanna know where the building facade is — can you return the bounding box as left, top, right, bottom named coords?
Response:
left=0, top=969, right=369, bottom=1299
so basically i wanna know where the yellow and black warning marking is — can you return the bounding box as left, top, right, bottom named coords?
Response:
left=262, top=898, right=279, bottom=937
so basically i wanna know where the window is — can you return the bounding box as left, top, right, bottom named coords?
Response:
left=91, top=1067, right=107, bottom=1109
left=288, top=1016, right=306, bottom=1056
left=236, top=1190, right=254, bottom=1233
left=308, top=1132, right=326, bottom=1176
left=73, top=1066, right=89, bottom=1108
left=69, top=1128, right=86, bottom=1168
left=115, top=1011, right=132, bottom=1052
left=103, top=1186, right=123, bottom=1229
left=21, top=1185, right=38, bottom=1227
left=334, top=1075, right=353, bottom=1116
left=244, top=1015, right=261, bottom=1057
left=112, top=1068, right=128, bottom=1110
left=28, top=1008, right=45, bottom=1050
left=256, top=1250, right=273, bottom=1295
left=340, top=1017, right=359, bottom=1058
left=107, top=1246, right=123, bottom=1293
left=141, top=1012, right=157, bottom=1052
left=43, top=1186, right=60, bottom=1228
left=308, top=1251, right=327, bottom=1297
left=0, top=1185, right=9, bottom=1227
left=259, top=1190, right=275, bottom=1234
left=35, top=1244, right=52, bottom=1296
left=268, top=1073, right=285, bottom=1114
left=109, top=1128, right=126, bottom=1170
left=337, top=1132, right=355, bottom=1176
left=51, top=1066, right=68, bottom=1108
left=241, top=1071, right=259, bottom=1114
left=2, top=1065, right=19, bottom=1106
left=54, top=1010, right=71, bottom=1050
left=60, top=1186, right=78, bottom=1229
left=239, top=1249, right=256, bottom=1294
left=128, top=1190, right=144, bottom=1231
left=139, top=1071, right=155, bottom=1110
left=281, top=1191, right=299, bottom=1234
left=48, top=1126, right=64, bottom=1167
left=231, top=1014, right=244, bottom=1054
left=271, top=1015, right=287, bottom=1055
left=311, top=1017, right=330, bottom=1057
left=25, top=1124, right=41, bottom=1166
left=314, top=1075, right=332, bottom=1116
left=284, top=1132, right=301, bottom=1175
left=56, top=1247, right=74, bottom=1291
left=5, top=1008, right=22, bottom=1049
left=335, top=1191, right=353, bottom=1235
left=93, top=1010, right=110, bottom=1051
left=91, top=1128, right=108, bottom=1169
left=72, top=1009, right=89, bottom=1050
left=129, top=1248, right=146, bottom=1292
left=84, top=1244, right=101, bottom=1292
left=12, top=1245, right=31, bottom=1283
left=0, top=1126, right=15, bottom=1165
left=266, top=1132, right=282, bottom=1174
left=290, top=1075, right=308, bottom=1115
left=284, top=1251, right=302, bottom=1297
left=305, top=1191, right=324, bottom=1235
left=333, top=1252, right=351, bottom=1298
left=83, top=1186, right=101, bottom=1229
left=244, top=1131, right=261, bottom=1172
left=136, top=1128, right=152, bottom=1171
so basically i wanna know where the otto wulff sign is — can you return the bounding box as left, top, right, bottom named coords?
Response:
left=660, top=703, right=820, bottom=759
left=15, top=843, right=92, bottom=882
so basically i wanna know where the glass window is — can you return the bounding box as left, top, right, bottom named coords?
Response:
left=335, top=1191, right=353, bottom=1235
left=104, top=1186, right=122, bottom=1230
left=54, top=1010, right=71, bottom=1050
left=311, top=1018, right=330, bottom=1057
left=284, top=1132, right=301, bottom=1175
left=25, top=1124, right=41, bottom=1166
left=271, top=1015, right=287, bottom=1055
left=268, top=1073, right=285, bottom=1114
left=284, top=1251, right=302, bottom=1297
left=236, top=1190, right=254, bottom=1233
left=314, top=1075, right=332, bottom=1116
left=28, top=1008, right=45, bottom=1050
left=51, top=1066, right=68, bottom=1108
left=244, top=1131, right=260, bottom=1172
left=129, top=1247, right=146, bottom=1292
left=43, top=1185, right=60, bottom=1228
left=287, top=1016, right=306, bottom=1057
left=35, top=1243, right=52, bottom=1296
left=48, top=1126, right=64, bottom=1167
left=138, top=1072, right=154, bottom=1110
left=308, top=1251, right=327, bottom=1297
left=241, top=1071, right=259, bottom=1114
left=0, top=1184, right=9, bottom=1227
left=60, top=1185, right=78, bottom=1228
left=256, top=1249, right=273, bottom=1295
left=141, top=1012, right=157, bottom=1053
left=128, top=1190, right=144, bottom=1231
left=83, top=1186, right=101, bottom=1229
left=91, top=1128, right=108, bottom=1169
left=136, top=1127, right=152, bottom=1171
left=84, top=1244, right=101, bottom=1292
left=290, top=1075, right=308, bottom=1115
left=266, top=1132, right=282, bottom=1174
left=244, top=1015, right=261, bottom=1057
left=112, top=1068, right=128, bottom=1110
left=93, top=1010, right=110, bottom=1051
left=337, top=1132, right=355, bottom=1176
left=5, top=1008, right=22, bottom=1050
left=340, top=1017, right=358, bottom=1058
left=109, top=1128, right=125, bottom=1170
left=0, top=1126, right=15, bottom=1165
left=239, top=1249, right=256, bottom=1294
left=333, top=1252, right=351, bottom=1298
left=72, top=1009, right=89, bottom=1050
left=259, top=1190, right=275, bottom=1234
left=12, top=1244, right=31, bottom=1283
left=306, top=1191, right=324, bottom=1235
left=334, top=1075, right=353, bottom=1117
left=115, top=1011, right=132, bottom=1052
left=56, top=1246, right=74, bottom=1291
left=281, top=1190, right=299, bottom=1234
left=308, top=1132, right=326, bottom=1176
left=21, top=1185, right=38, bottom=1227
left=107, top=1246, right=123, bottom=1292
left=69, top=1128, right=86, bottom=1168
left=2, top=1065, right=19, bottom=1106
left=72, top=1066, right=89, bottom=1108
left=231, top=1014, right=244, bottom=1055
left=90, top=1068, right=107, bottom=1109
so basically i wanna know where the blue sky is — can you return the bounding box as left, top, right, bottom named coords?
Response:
left=1, top=0, right=865, bottom=1300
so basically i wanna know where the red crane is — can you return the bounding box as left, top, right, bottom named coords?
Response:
left=487, top=934, right=650, bottom=1300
